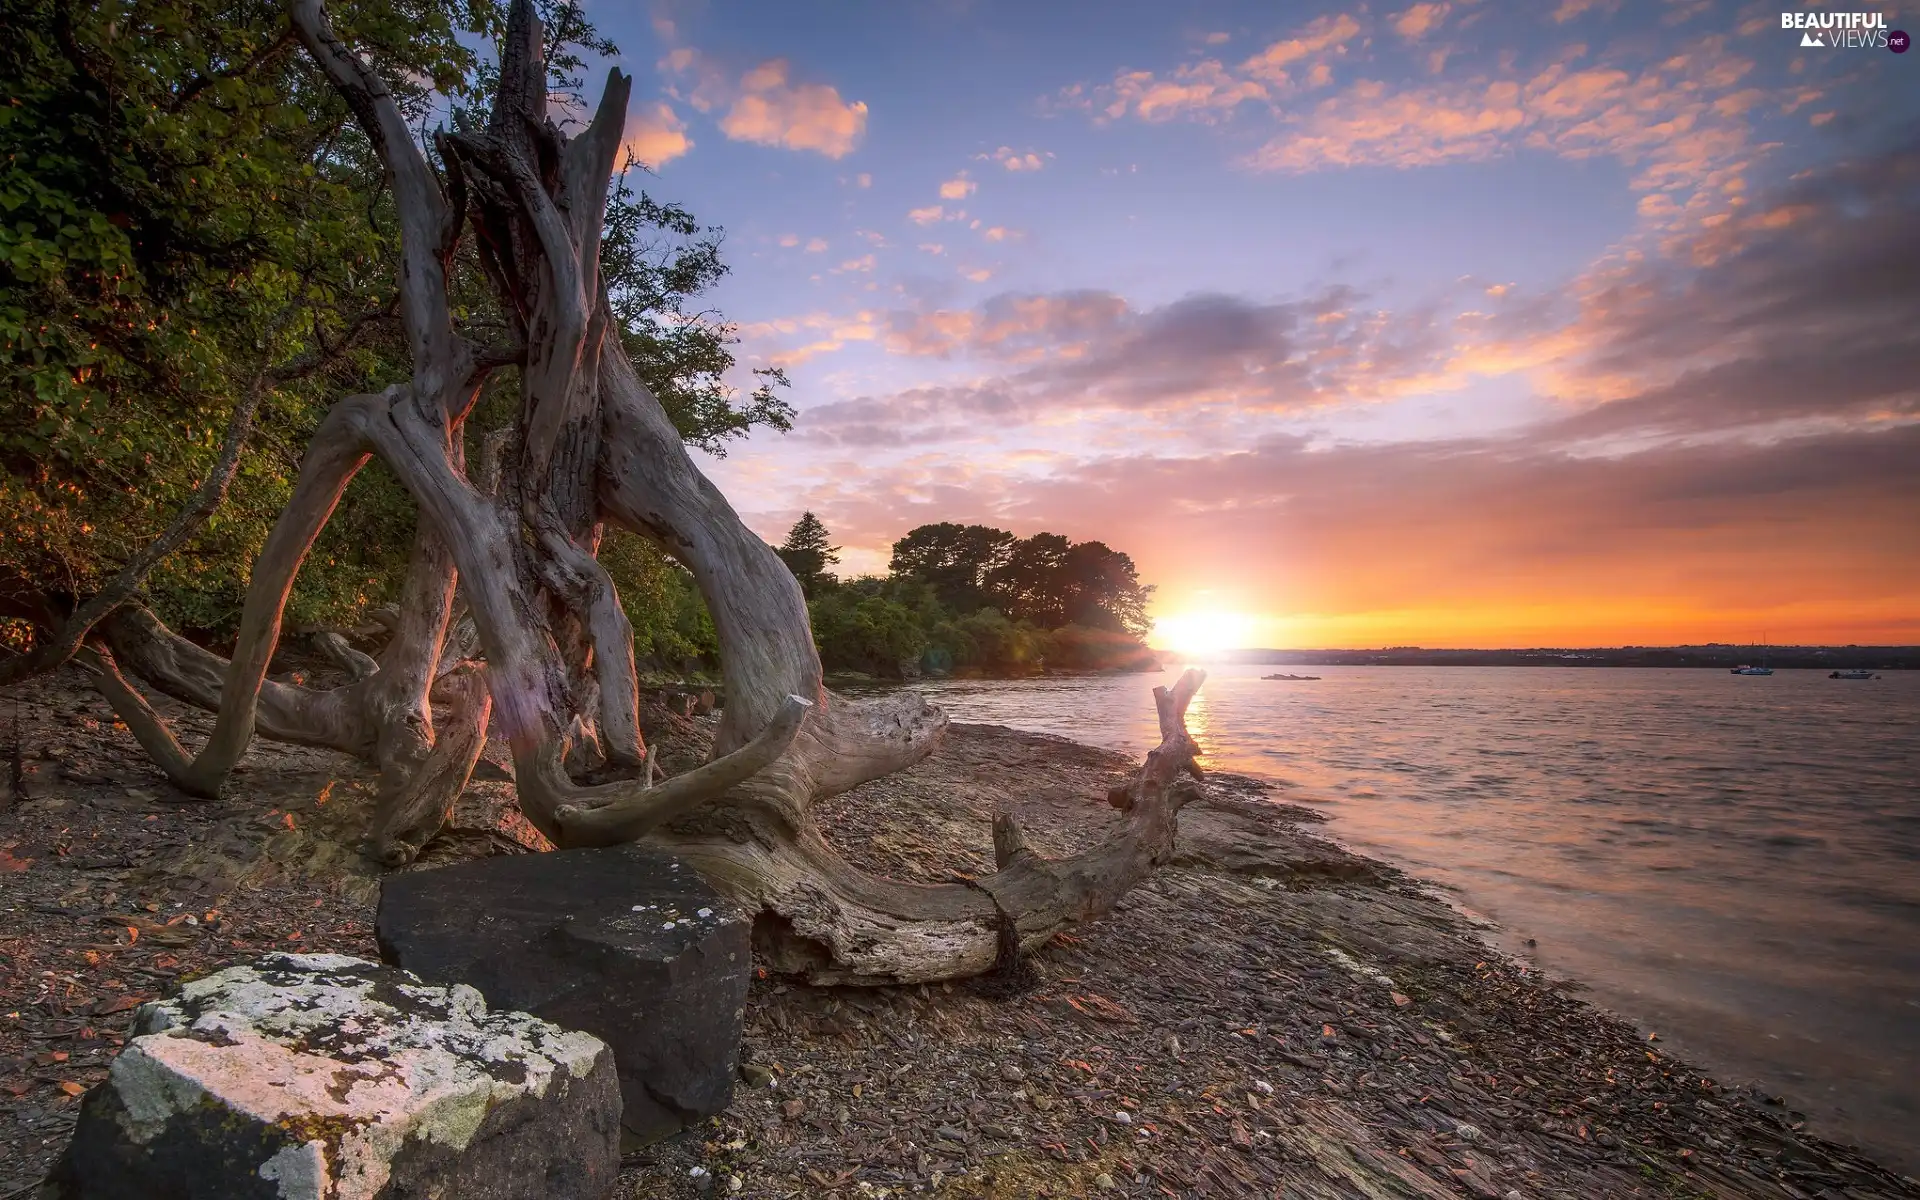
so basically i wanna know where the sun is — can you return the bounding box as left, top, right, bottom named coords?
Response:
left=1152, top=611, right=1256, bottom=658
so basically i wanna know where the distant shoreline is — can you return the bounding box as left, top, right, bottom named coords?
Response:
left=1157, top=646, right=1916, bottom=671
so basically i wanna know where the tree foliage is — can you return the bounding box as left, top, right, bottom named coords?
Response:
left=887, top=522, right=1015, bottom=615
left=774, top=511, right=839, bottom=600
left=0, top=0, right=785, bottom=651
left=890, top=523, right=1154, bottom=637
left=770, top=515, right=1158, bottom=678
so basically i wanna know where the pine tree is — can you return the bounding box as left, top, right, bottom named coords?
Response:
left=777, top=512, right=840, bottom=598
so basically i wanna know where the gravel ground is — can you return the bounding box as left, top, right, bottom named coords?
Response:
left=3, top=667, right=1917, bottom=1198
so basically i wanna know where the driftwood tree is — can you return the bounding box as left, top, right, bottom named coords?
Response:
left=75, top=0, right=1209, bottom=984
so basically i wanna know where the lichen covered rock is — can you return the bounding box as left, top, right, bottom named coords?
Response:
left=50, top=953, right=620, bottom=1199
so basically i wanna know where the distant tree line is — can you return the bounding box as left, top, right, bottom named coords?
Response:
left=773, top=515, right=1158, bottom=678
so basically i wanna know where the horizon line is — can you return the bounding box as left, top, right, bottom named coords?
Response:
left=1148, top=643, right=1920, bottom=653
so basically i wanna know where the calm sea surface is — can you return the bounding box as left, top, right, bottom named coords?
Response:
left=903, top=665, right=1920, bottom=1171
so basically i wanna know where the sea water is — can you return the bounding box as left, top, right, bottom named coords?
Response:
left=902, top=664, right=1920, bottom=1171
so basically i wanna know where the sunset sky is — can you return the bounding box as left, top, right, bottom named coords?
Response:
left=583, top=0, right=1918, bottom=648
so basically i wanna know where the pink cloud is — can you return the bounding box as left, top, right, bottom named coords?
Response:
left=1055, top=12, right=1362, bottom=125
left=1390, top=2, right=1450, bottom=40
left=981, top=146, right=1051, bottom=171
left=621, top=100, right=692, bottom=167
left=1240, top=41, right=1761, bottom=235
left=666, top=50, right=867, bottom=158
left=1239, top=13, right=1364, bottom=84
left=720, top=60, right=868, bottom=157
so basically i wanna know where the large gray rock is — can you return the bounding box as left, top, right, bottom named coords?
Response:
left=376, top=845, right=752, bottom=1146
left=51, top=953, right=620, bottom=1199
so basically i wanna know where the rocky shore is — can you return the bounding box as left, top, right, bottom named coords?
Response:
left=2, top=667, right=1916, bottom=1198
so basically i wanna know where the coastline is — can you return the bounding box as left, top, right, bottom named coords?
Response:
left=1, top=668, right=1915, bottom=1197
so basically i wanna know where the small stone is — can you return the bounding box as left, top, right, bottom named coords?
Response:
left=1113, top=1110, right=1132, bottom=1124
left=698, top=907, right=714, bottom=918
left=727, top=1175, right=743, bottom=1193
left=782, top=1098, right=807, bottom=1119
left=740, top=1063, right=774, bottom=1088
left=1093, top=1173, right=1117, bottom=1190
left=1456, top=1122, right=1483, bottom=1142
left=999, top=1062, right=1026, bottom=1082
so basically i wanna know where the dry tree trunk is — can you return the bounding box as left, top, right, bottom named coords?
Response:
left=73, top=0, right=1210, bottom=984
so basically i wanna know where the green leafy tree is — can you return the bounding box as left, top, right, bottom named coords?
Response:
left=808, top=583, right=926, bottom=677
left=597, top=529, right=718, bottom=671
left=888, top=522, right=1015, bottom=614
left=943, top=607, right=1049, bottom=674
left=1058, top=540, right=1153, bottom=636
left=985, top=532, right=1073, bottom=626
left=1042, top=624, right=1160, bottom=671
left=602, top=186, right=793, bottom=455
left=0, top=0, right=783, bottom=657
left=0, top=0, right=472, bottom=637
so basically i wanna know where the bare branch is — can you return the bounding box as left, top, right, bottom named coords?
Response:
left=99, top=605, right=373, bottom=756
left=553, top=695, right=812, bottom=845
left=83, top=396, right=380, bottom=796
left=312, top=631, right=377, bottom=681
left=661, top=672, right=1207, bottom=986
left=289, top=0, right=467, bottom=412
left=530, top=510, right=644, bottom=768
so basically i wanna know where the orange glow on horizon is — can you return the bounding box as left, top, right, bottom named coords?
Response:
left=1146, top=598, right=1920, bottom=650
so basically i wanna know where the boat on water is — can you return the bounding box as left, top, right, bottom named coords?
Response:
left=1829, top=669, right=1879, bottom=680
left=1261, top=673, right=1321, bottom=681
left=1730, top=639, right=1773, bottom=675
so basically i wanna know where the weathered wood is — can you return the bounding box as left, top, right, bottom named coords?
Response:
left=366, top=663, right=493, bottom=865
left=80, top=0, right=1202, bottom=981
left=83, top=395, right=382, bottom=796
left=649, top=671, right=1208, bottom=985
left=312, top=631, right=377, bottom=682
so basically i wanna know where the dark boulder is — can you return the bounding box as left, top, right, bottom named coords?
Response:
left=376, top=845, right=752, bottom=1146
left=50, top=952, right=621, bottom=1199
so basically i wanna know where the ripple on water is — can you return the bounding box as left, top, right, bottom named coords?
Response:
left=904, top=664, right=1920, bottom=1171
